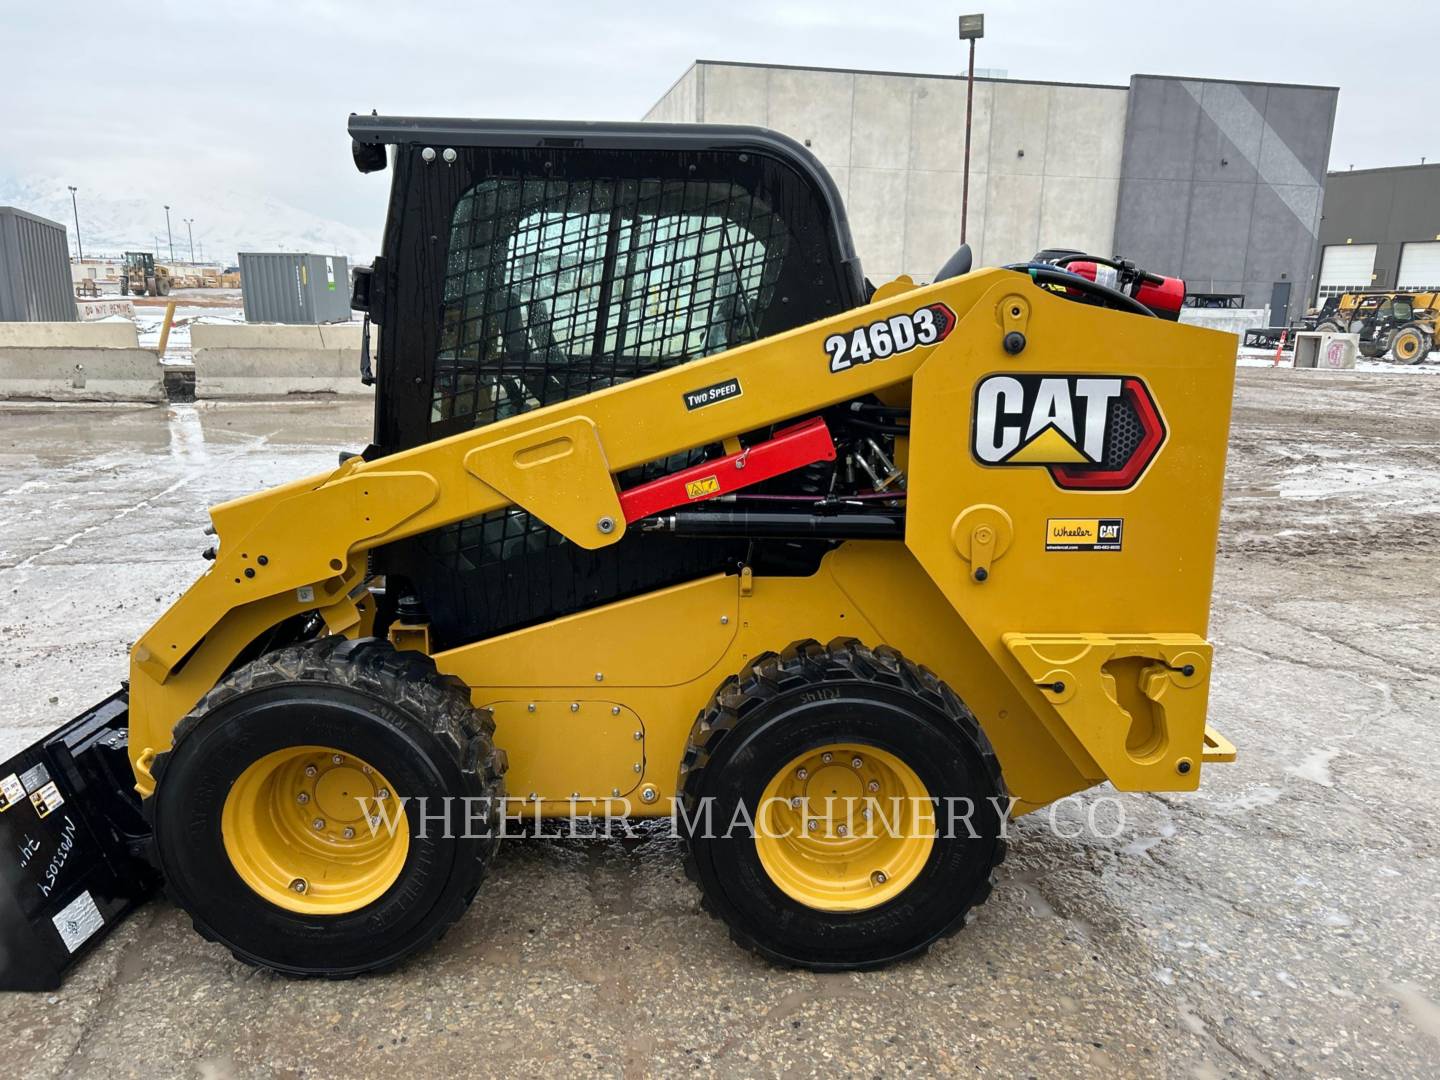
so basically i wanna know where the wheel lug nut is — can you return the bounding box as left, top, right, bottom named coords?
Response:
left=331, top=754, right=344, bottom=765
left=304, top=765, right=318, bottom=777
left=312, top=818, right=325, bottom=830
left=867, top=780, right=880, bottom=793
left=837, top=824, right=848, bottom=837
left=807, top=819, right=818, bottom=832
left=795, top=767, right=808, bottom=781
left=296, top=792, right=310, bottom=804
left=290, top=878, right=308, bottom=893
left=871, top=870, right=888, bottom=886
left=790, top=796, right=803, bottom=808
left=342, top=826, right=356, bottom=839
left=821, top=752, right=833, bottom=764
left=362, top=765, right=372, bottom=774
left=377, top=788, right=389, bottom=800
left=851, top=756, right=863, bottom=769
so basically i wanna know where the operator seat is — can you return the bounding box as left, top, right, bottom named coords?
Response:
left=934, top=243, right=973, bottom=282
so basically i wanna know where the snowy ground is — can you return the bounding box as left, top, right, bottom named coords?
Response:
left=1236, top=346, right=1440, bottom=375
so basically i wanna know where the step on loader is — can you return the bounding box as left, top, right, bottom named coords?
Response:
left=0, top=115, right=1238, bottom=988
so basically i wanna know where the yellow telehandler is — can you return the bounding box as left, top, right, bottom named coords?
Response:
left=0, top=115, right=1236, bottom=988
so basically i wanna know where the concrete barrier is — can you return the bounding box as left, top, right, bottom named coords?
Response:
left=0, top=321, right=165, bottom=402
left=1179, top=307, right=1270, bottom=339
left=192, top=322, right=372, bottom=398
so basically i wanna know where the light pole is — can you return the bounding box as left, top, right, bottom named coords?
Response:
left=184, top=218, right=195, bottom=263
left=164, top=205, right=174, bottom=263
left=958, top=13, right=985, bottom=246
left=67, top=186, right=83, bottom=261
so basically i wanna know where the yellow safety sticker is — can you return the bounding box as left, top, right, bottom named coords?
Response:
left=30, top=780, right=65, bottom=819
left=686, top=475, right=721, bottom=500
left=0, top=773, right=23, bottom=812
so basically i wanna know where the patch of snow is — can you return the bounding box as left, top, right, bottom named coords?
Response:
left=1287, top=747, right=1340, bottom=787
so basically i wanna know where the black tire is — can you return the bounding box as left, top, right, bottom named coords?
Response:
left=148, top=637, right=505, bottom=977
left=1314, top=321, right=1341, bottom=334
left=1359, top=339, right=1387, bottom=359
left=679, top=638, right=1007, bottom=971
left=156, top=275, right=171, bottom=297
left=1390, top=324, right=1430, bottom=364
left=119, top=278, right=130, bottom=296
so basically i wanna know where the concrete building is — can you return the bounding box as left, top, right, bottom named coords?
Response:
left=645, top=62, right=1338, bottom=317
left=1314, top=163, right=1440, bottom=300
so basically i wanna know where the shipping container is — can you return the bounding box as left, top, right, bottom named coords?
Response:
left=239, top=252, right=352, bottom=324
left=0, top=207, right=78, bottom=322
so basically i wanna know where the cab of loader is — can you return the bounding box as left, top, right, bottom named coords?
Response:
left=348, top=116, right=874, bottom=650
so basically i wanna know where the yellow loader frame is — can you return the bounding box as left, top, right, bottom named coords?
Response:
left=127, top=268, right=1237, bottom=815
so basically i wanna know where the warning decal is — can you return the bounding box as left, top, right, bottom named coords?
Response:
left=30, top=781, right=65, bottom=818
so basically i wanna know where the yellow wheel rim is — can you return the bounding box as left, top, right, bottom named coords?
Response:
left=755, top=742, right=934, bottom=912
left=221, top=745, right=409, bottom=915
left=1396, top=334, right=1420, bottom=360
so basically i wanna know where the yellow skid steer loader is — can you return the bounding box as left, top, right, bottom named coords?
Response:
left=0, top=116, right=1237, bottom=988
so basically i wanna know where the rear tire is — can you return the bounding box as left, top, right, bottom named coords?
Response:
left=148, top=637, right=505, bottom=977
left=679, top=638, right=1007, bottom=971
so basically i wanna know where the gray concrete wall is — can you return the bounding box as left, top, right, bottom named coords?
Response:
left=1317, top=163, right=1440, bottom=295
left=646, top=61, right=1129, bottom=283
left=1113, top=75, right=1338, bottom=309
left=191, top=323, right=371, bottom=398
left=0, top=321, right=164, bottom=401
left=1179, top=306, right=1270, bottom=338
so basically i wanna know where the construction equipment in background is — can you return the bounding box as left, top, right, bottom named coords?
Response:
left=118, top=251, right=172, bottom=298
left=0, top=115, right=1239, bottom=988
left=1308, top=290, right=1437, bottom=363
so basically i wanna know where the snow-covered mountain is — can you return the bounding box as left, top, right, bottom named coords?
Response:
left=0, top=176, right=380, bottom=265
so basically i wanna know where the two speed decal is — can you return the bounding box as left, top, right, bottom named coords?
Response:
left=825, top=302, right=956, bottom=373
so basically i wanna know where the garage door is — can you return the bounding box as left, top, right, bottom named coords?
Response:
left=1318, top=244, right=1377, bottom=298
left=1398, top=241, right=1440, bottom=290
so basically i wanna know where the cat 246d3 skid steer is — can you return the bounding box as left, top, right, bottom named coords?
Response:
left=0, top=115, right=1238, bottom=988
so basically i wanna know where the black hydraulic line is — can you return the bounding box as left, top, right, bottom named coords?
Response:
left=1003, top=263, right=1156, bottom=318
left=840, top=415, right=910, bottom=435
left=639, top=509, right=904, bottom=540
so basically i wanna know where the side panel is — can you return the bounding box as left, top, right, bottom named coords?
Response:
left=431, top=544, right=1090, bottom=815
left=904, top=281, right=1236, bottom=788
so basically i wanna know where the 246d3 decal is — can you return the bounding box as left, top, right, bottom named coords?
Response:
left=971, top=374, right=1166, bottom=491
left=825, top=303, right=956, bottom=372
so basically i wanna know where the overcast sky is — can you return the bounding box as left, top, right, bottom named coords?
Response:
left=1, top=0, right=1429, bottom=248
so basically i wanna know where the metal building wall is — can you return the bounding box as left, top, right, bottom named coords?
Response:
left=1112, top=75, right=1338, bottom=312
left=239, top=252, right=351, bottom=324
left=1317, top=163, right=1440, bottom=296
left=0, top=207, right=78, bottom=322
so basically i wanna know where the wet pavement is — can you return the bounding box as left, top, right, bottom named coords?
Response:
left=0, top=369, right=1438, bottom=1078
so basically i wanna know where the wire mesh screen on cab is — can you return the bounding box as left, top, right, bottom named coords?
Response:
left=432, top=176, right=790, bottom=429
